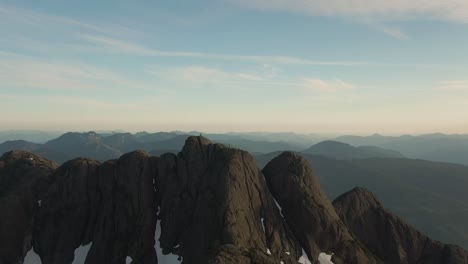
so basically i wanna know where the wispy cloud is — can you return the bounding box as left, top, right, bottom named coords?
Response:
left=229, top=0, right=468, bottom=39
left=0, top=4, right=370, bottom=66
left=0, top=52, right=155, bottom=91
left=229, top=0, right=468, bottom=23
left=147, top=64, right=358, bottom=96
left=0, top=4, right=138, bottom=37
left=302, top=78, right=357, bottom=93
left=80, top=34, right=368, bottom=66
left=146, top=65, right=264, bottom=84
left=357, top=19, right=408, bottom=39
left=438, top=80, right=468, bottom=91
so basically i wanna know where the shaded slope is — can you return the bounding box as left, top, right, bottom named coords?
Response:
left=262, top=152, right=378, bottom=264
left=33, top=151, right=158, bottom=264
left=255, top=153, right=468, bottom=249
left=333, top=188, right=468, bottom=264
left=157, top=137, right=301, bottom=263
left=303, top=140, right=404, bottom=160
left=0, top=151, right=58, bottom=264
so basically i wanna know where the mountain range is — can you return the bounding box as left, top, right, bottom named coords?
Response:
left=0, top=132, right=303, bottom=164
left=255, top=152, right=468, bottom=249
left=336, top=133, right=468, bottom=165
left=1, top=136, right=467, bottom=264
left=0, top=131, right=468, bottom=165
left=302, top=140, right=404, bottom=160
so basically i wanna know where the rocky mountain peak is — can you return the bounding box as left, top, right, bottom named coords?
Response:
left=332, top=187, right=383, bottom=213
left=1, top=140, right=467, bottom=264
left=333, top=188, right=468, bottom=264
left=262, top=151, right=377, bottom=264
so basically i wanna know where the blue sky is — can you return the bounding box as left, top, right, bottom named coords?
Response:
left=1, top=0, right=468, bottom=134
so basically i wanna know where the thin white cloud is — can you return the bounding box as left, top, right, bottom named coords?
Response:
left=0, top=52, right=155, bottom=91
left=229, top=0, right=468, bottom=38
left=229, top=0, right=468, bottom=22
left=357, top=19, right=408, bottom=39
left=302, top=78, right=356, bottom=93
left=80, top=34, right=367, bottom=66
left=438, top=80, right=468, bottom=91
left=0, top=4, right=138, bottom=37
left=146, top=65, right=357, bottom=95
left=0, top=4, right=370, bottom=66
left=146, top=65, right=264, bottom=84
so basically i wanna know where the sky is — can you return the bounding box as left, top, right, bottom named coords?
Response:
left=1, top=0, right=468, bottom=135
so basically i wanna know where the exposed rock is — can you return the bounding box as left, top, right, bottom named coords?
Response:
left=333, top=187, right=468, bottom=264
left=1, top=138, right=468, bottom=264
left=33, top=151, right=158, bottom=264
left=262, top=151, right=378, bottom=264
left=33, top=158, right=101, bottom=263
left=0, top=151, right=57, bottom=264
left=157, top=137, right=301, bottom=264
left=207, top=244, right=279, bottom=264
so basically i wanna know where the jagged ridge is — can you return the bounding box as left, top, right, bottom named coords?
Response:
left=0, top=137, right=467, bottom=264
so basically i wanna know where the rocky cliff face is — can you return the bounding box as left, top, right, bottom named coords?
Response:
left=33, top=151, right=158, bottom=264
left=157, top=137, right=301, bottom=264
left=333, top=188, right=468, bottom=264
left=0, top=151, right=58, bottom=264
left=262, top=152, right=378, bottom=264
left=0, top=138, right=467, bottom=264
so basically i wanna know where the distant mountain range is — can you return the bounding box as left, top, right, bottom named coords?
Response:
left=2, top=130, right=468, bottom=165
left=0, top=131, right=304, bottom=164
left=302, top=140, right=405, bottom=159
left=335, top=133, right=468, bottom=165
left=255, top=152, right=468, bottom=249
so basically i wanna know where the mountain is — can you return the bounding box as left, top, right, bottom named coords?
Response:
left=255, top=153, right=468, bottom=249
left=135, top=132, right=180, bottom=143
left=0, top=140, right=41, bottom=153
left=0, top=151, right=58, bottom=264
left=43, top=131, right=122, bottom=161
left=102, top=132, right=141, bottom=152
left=1, top=137, right=467, bottom=264
left=0, top=140, right=69, bottom=164
left=302, top=140, right=404, bottom=160
left=262, top=152, right=378, bottom=264
left=334, top=188, right=468, bottom=264
left=0, top=132, right=301, bottom=164
left=0, top=130, right=62, bottom=144
left=335, top=134, right=468, bottom=165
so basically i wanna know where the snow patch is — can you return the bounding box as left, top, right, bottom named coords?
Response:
left=126, top=256, right=133, bottom=264
left=266, top=248, right=272, bottom=255
left=72, top=243, right=92, bottom=264
left=285, top=251, right=290, bottom=255
left=154, top=219, right=183, bottom=263
left=24, top=248, right=41, bottom=264
left=318, top=252, right=334, bottom=264
left=273, top=198, right=284, bottom=218
left=297, top=248, right=312, bottom=264
left=261, top=217, right=266, bottom=233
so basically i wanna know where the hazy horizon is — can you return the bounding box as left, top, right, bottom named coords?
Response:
left=1, top=1, right=468, bottom=134
left=1, top=128, right=467, bottom=138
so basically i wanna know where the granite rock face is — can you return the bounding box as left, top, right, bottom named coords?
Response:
left=262, top=151, right=378, bottom=264
left=0, top=151, right=58, bottom=264
left=157, top=137, right=301, bottom=264
left=333, top=187, right=468, bottom=264
left=1, top=138, right=468, bottom=264
left=33, top=151, right=158, bottom=264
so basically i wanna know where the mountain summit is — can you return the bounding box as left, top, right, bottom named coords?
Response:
left=0, top=137, right=467, bottom=264
left=303, top=140, right=404, bottom=160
